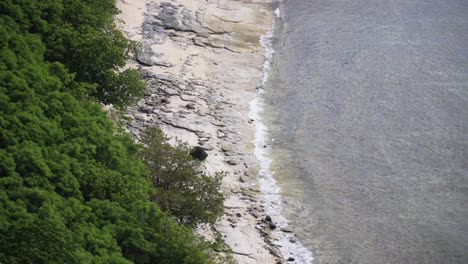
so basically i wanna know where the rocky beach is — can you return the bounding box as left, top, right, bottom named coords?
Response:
left=116, top=0, right=298, bottom=263
left=3, top=0, right=465, bottom=262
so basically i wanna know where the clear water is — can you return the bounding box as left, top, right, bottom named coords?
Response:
left=264, top=0, right=468, bottom=263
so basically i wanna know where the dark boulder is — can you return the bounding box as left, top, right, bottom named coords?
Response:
left=190, top=146, right=208, bottom=161
left=185, top=103, right=196, bottom=109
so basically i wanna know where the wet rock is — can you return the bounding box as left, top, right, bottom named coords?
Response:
left=265, top=215, right=272, bottom=222
left=190, top=146, right=208, bottom=161
left=269, top=222, right=277, bottom=229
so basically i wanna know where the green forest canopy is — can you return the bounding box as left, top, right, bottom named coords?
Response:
left=0, top=0, right=224, bottom=263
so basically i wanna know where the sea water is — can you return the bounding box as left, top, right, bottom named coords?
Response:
left=250, top=6, right=314, bottom=263
left=260, top=0, right=468, bottom=263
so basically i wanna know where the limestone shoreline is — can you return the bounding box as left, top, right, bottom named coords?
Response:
left=116, top=0, right=285, bottom=263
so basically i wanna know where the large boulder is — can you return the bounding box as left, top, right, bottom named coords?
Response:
left=190, top=146, right=208, bottom=161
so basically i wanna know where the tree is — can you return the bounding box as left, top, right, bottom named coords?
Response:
left=0, top=0, right=146, bottom=109
left=96, top=68, right=147, bottom=109
left=140, top=128, right=224, bottom=227
left=0, top=3, right=220, bottom=262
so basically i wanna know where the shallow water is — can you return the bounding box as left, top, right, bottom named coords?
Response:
left=264, top=0, right=468, bottom=263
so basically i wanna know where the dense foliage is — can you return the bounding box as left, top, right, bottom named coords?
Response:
left=0, top=0, right=145, bottom=108
left=0, top=1, right=221, bottom=263
left=140, top=128, right=224, bottom=228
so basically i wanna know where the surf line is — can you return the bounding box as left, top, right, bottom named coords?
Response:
left=249, top=3, right=315, bottom=263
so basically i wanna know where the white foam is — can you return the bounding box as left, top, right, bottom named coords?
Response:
left=260, top=31, right=275, bottom=85
left=249, top=7, right=314, bottom=263
left=274, top=7, right=281, bottom=18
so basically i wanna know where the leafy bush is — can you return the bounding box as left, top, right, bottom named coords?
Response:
left=140, top=128, right=225, bottom=227
left=0, top=0, right=146, bottom=108
left=0, top=1, right=221, bottom=263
